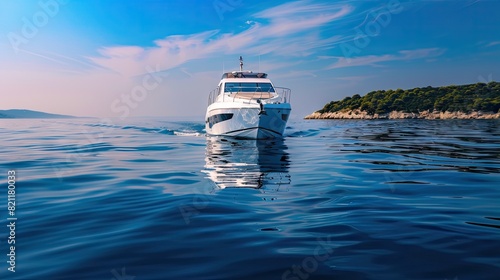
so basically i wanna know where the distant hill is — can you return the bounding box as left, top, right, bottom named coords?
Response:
left=305, top=82, right=500, bottom=119
left=0, top=109, right=76, bottom=119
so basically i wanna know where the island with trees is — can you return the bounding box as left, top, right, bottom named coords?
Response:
left=305, top=81, right=500, bottom=119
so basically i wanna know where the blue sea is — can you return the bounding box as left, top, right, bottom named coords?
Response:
left=1, top=118, right=499, bottom=280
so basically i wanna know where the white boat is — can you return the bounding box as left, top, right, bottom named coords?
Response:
left=205, top=57, right=291, bottom=139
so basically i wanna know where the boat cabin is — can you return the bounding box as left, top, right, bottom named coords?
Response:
left=221, top=71, right=267, bottom=79
left=219, top=71, right=275, bottom=93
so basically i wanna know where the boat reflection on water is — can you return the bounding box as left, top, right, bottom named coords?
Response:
left=203, top=136, right=291, bottom=189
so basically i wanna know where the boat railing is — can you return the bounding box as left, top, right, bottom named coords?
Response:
left=208, top=86, right=291, bottom=105
left=208, top=87, right=219, bottom=106
left=274, top=87, right=291, bottom=104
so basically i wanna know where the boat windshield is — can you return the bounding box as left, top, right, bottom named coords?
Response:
left=224, top=82, right=275, bottom=93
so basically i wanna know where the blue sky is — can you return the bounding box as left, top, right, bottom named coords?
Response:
left=1, top=0, right=499, bottom=118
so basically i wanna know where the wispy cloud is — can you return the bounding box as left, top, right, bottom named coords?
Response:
left=5, top=48, right=101, bottom=75
left=88, top=1, right=353, bottom=77
left=327, top=48, right=446, bottom=69
left=462, top=0, right=483, bottom=8
left=485, top=41, right=500, bottom=48
left=335, top=75, right=376, bottom=82
left=253, top=1, right=352, bottom=36
left=18, top=49, right=71, bottom=67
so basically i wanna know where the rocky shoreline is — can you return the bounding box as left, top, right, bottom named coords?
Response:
left=304, top=110, right=500, bottom=120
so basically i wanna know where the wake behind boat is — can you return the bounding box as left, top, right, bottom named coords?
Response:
left=205, top=57, right=291, bottom=139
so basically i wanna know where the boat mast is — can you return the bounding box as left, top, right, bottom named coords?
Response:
left=239, top=56, right=243, bottom=72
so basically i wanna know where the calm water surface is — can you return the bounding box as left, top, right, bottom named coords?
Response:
left=0, top=118, right=499, bottom=280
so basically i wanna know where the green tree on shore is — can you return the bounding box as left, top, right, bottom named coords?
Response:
left=317, top=82, right=500, bottom=114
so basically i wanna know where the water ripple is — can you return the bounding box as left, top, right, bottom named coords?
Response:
left=0, top=118, right=499, bottom=279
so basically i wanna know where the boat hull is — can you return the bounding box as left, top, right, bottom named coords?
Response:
left=205, top=103, right=291, bottom=139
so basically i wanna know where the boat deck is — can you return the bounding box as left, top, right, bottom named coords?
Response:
left=231, top=92, right=274, bottom=100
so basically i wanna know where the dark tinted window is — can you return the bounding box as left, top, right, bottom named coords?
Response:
left=224, top=83, right=275, bottom=93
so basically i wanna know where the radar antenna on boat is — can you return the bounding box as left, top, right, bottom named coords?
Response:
left=239, top=56, right=243, bottom=72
